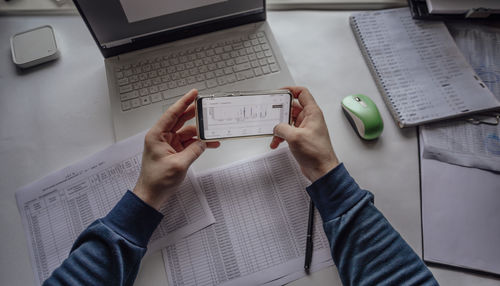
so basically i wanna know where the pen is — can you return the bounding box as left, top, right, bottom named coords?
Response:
left=304, top=199, right=314, bottom=272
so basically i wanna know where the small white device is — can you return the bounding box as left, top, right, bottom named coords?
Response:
left=10, top=25, right=60, bottom=69
left=195, top=90, right=292, bottom=141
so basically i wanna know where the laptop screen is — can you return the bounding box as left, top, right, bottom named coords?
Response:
left=75, top=0, right=264, bottom=49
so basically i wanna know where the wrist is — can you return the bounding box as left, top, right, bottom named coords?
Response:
left=133, top=178, right=164, bottom=210
left=308, top=159, right=339, bottom=182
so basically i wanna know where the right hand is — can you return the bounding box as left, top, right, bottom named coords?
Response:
left=270, top=86, right=339, bottom=182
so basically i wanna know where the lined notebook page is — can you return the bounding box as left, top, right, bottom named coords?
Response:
left=350, top=8, right=500, bottom=127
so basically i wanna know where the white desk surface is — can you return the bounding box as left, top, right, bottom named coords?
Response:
left=0, top=11, right=497, bottom=286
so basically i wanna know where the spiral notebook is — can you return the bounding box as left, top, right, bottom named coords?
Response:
left=350, top=8, right=500, bottom=128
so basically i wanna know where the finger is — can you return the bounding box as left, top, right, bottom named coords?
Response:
left=283, top=86, right=317, bottom=108
left=295, top=110, right=306, bottom=127
left=273, top=123, right=295, bottom=141
left=170, top=137, right=185, bottom=152
left=206, top=141, right=221, bottom=148
left=177, top=125, right=198, bottom=142
left=270, top=136, right=284, bottom=149
left=172, top=103, right=196, bottom=132
left=177, top=140, right=206, bottom=167
left=291, top=101, right=303, bottom=121
left=184, top=138, right=219, bottom=149
left=154, top=89, right=198, bottom=133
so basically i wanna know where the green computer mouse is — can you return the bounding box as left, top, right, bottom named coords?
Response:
left=341, top=94, right=383, bottom=140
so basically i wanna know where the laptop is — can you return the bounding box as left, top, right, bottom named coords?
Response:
left=73, top=0, right=295, bottom=141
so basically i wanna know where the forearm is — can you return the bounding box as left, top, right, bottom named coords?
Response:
left=43, top=191, right=163, bottom=286
left=307, top=164, right=438, bottom=286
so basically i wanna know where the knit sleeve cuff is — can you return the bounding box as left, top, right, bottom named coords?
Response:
left=102, top=191, right=164, bottom=247
left=306, top=163, right=368, bottom=222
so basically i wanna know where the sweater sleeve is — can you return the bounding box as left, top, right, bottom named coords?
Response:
left=307, top=164, right=439, bottom=286
left=42, top=191, right=163, bottom=286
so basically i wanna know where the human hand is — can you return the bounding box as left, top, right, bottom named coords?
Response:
left=270, top=86, right=339, bottom=182
left=133, top=89, right=220, bottom=210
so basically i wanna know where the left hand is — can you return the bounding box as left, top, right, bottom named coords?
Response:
left=133, top=89, right=220, bottom=210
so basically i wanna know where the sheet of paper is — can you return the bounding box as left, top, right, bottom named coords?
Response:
left=162, top=148, right=333, bottom=286
left=119, top=0, right=226, bottom=23
left=421, top=23, right=500, bottom=172
left=15, top=132, right=215, bottom=285
left=351, top=8, right=500, bottom=126
left=420, top=132, right=500, bottom=276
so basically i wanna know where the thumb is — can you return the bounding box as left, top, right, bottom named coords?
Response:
left=273, top=123, right=295, bottom=141
left=177, top=140, right=206, bottom=167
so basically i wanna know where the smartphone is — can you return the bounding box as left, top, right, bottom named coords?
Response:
left=196, top=90, right=293, bottom=141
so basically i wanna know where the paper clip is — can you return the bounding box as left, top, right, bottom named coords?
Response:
left=465, top=113, right=500, bottom=126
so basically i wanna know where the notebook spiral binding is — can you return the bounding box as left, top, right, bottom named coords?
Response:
left=349, top=16, right=405, bottom=128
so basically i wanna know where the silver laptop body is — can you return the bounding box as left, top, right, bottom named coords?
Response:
left=74, top=0, right=294, bottom=141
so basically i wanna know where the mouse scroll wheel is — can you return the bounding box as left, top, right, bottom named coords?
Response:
left=355, top=97, right=361, bottom=102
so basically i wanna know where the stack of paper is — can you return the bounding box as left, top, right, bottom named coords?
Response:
left=421, top=22, right=500, bottom=172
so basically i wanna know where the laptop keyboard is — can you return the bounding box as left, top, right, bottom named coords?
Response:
left=114, top=32, right=281, bottom=112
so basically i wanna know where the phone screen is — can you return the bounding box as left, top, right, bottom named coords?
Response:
left=197, top=92, right=292, bottom=140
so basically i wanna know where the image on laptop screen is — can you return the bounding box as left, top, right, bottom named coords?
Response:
left=75, top=0, right=264, bottom=49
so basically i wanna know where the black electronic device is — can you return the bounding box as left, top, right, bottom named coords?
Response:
left=196, top=90, right=292, bottom=141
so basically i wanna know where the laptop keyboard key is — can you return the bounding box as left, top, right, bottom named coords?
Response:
left=149, top=86, right=159, bottom=93
left=159, top=83, right=168, bottom=91
left=196, top=74, right=205, bottom=82
left=243, top=70, right=254, bottom=79
left=270, top=63, right=280, bottom=73
left=215, top=69, right=224, bottom=77
left=226, top=74, right=236, bottom=83
left=177, top=79, right=187, bottom=87
left=119, top=84, right=133, bottom=94
left=141, top=96, right=151, bottom=106
left=236, top=72, right=246, bottom=81
left=131, top=98, right=141, bottom=109
left=207, top=79, right=218, bottom=88
left=191, top=81, right=207, bottom=91
left=151, top=93, right=163, bottom=103
left=152, top=77, right=162, bottom=85
left=117, top=78, right=129, bottom=86
left=120, top=90, right=139, bottom=101
left=140, top=88, right=149, bottom=96
left=133, top=82, right=143, bottom=90
left=217, top=77, right=226, bottom=85
left=121, top=100, right=131, bottom=111
left=235, top=56, right=248, bottom=64
left=130, top=75, right=139, bottom=83
left=254, top=67, right=263, bottom=77
left=168, top=81, right=177, bottom=89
